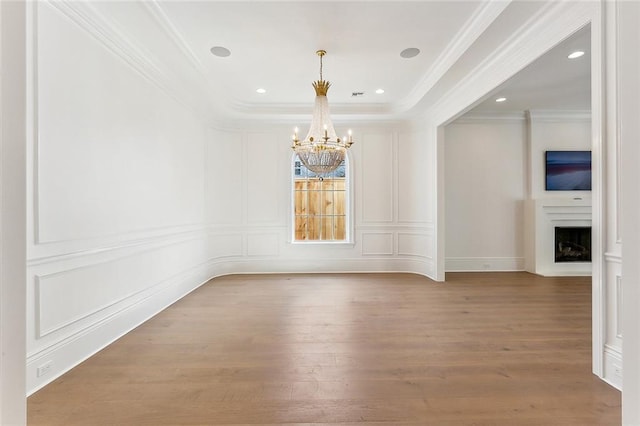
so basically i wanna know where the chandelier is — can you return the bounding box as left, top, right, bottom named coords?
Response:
left=291, top=50, right=354, bottom=175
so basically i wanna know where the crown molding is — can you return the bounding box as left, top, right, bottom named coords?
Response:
left=135, top=0, right=512, bottom=121
left=426, top=1, right=596, bottom=126
left=42, top=0, right=224, bottom=124
left=453, top=111, right=526, bottom=123
left=141, top=1, right=207, bottom=75
left=46, top=1, right=170, bottom=93
left=526, top=109, right=591, bottom=122
left=394, top=0, right=512, bottom=114
left=230, top=100, right=394, bottom=117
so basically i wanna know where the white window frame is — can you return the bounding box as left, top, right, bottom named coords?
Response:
left=289, top=151, right=354, bottom=244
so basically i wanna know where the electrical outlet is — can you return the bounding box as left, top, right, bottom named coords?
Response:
left=37, top=361, right=53, bottom=377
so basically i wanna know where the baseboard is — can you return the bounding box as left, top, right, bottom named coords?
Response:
left=603, top=345, right=623, bottom=390
left=206, top=256, right=433, bottom=278
left=27, top=255, right=434, bottom=395
left=445, top=257, right=525, bottom=272
left=26, top=262, right=213, bottom=395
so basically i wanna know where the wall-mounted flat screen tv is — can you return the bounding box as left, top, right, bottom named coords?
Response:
left=545, top=150, right=592, bottom=191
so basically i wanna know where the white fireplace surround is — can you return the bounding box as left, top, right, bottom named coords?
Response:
left=525, top=197, right=592, bottom=276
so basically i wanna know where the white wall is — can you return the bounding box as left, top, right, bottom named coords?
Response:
left=26, top=2, right=433, bottom=394
left=618, top=1, right=640, bottom=422
left=0, top=1, right=27, bottom=423
left=444, top=117, right=526, bottom=271
left=26, top=2, right=211, bottom=394
left=426, top=2, right=601, bottom=282
left=526, top=111, right=592, bottom=200
left=20, top=0, right=637, bottom=418
left=423, top=0, right=620, bottom=394
left=205, top=124, right=432, bottom=277
left=424, top=0, right=638, bottom=414
left=442, top=112, right=590, bottom=273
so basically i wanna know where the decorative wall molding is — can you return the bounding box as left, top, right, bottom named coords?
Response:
left=27, top=260, right=214, bottom=395
left=604, top=252, right=622, bottom=264
left=246, top=233, right=280, bottom=257
left=32, top=2, right=208, bottom=248
left=608, top=3, right=622, bottom=245
left=454, top=112, right=526, bottom=123
left=28, top=225, right=207, bottom=266
left=361, top=133, right=394, bottom=224
left=40, top=1, right=209, bottom=122
left=207, top=233, right=243, bottom=259
left=616, top=275, right=623, bottom=339
left=398, top=233, right=430, bottom=258
left=43, top=1, right=174, bottom=107
left=527, top=109, right=592, bottom=122
left=396, top=0, right=512, bottom=113
left=361, top=232, right=394, bottom=256
left=141, top=1, right=206, bottom=75
left=429, top=1, right=595, bottom=124
left=33, top=235, right=206, bottom=338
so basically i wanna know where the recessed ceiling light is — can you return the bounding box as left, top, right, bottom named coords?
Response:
left=400, top=47, right=420, bottom=59
left=495, top=97, right=507, bottom=103
left=210, top=46, right=231, bottom=58
left=568, top=50, right=585, bottom=59
left=256, top=88, right=266, bottom=94
left=375, top=89, right=385, bottom=94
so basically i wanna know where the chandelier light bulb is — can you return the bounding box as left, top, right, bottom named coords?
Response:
left=290, top=50, right=355, bottom=175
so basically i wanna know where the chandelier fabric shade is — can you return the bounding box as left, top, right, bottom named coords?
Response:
left=291, top=50, right=353, bottom=175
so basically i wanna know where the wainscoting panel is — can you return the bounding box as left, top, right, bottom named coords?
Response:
left=361, top=232, right=394, bottom=256
left=26, top=234, right=211, bottom=394
left=398, top=233, right=428, bottom=257
left=34, top=237, right=206, bottom=339
left=35, top=1, right=205, bottom=244
left=246, top=132, right=282, bottom=225
left=208, top=233, right=243, bottom=259
left=206, top=130, right=243, bottom=226
left=247, top=233, right=279, bottom=257
left=604, top=258, right=623, bottom=380
left=361, top=133, right=394, bottom=224
left=616, top=275, right=623, bottom=338
left=398, top=132, right=429, bottom=224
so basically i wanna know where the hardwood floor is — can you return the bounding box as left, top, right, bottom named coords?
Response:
left=27, top=272, right=621, bottom=425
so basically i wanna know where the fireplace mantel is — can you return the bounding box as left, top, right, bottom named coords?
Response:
left=524, top=197, right=592, bottom=276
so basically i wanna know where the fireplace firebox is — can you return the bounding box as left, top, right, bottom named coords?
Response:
left=555, top=226, right=591, bottom=263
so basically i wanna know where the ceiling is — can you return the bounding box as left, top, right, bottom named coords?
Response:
left=163, top=1, right=487, bottom=111
left=85, top=1, right=590, bottom=122
left=467, top=25, right=591, bottom=116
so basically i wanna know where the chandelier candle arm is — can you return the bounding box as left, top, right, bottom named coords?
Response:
left=291, top=50, right=354, bottom=175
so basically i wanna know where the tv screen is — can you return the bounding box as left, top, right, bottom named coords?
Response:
left=545, top=151, right=592, bottom=191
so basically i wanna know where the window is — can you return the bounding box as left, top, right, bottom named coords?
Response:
left=292, top=155, right=349, bottom=242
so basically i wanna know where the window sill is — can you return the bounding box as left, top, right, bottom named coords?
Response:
left=290, top=240, right=355, bottom=247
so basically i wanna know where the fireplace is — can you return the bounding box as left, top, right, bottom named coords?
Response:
left=555, top=226, right=591, bottom=263
left=525, top=198, right=591, bottom=276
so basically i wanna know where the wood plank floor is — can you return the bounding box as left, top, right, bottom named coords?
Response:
left=28, top=272, right=621, bottom=425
